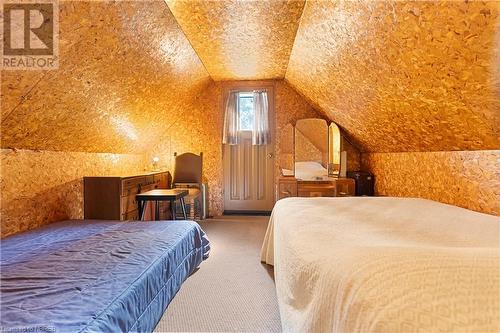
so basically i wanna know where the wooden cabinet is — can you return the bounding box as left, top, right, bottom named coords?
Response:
left=333, top=178, right=355, bottom=197
left=278, top=177, right=298, bottom=199
left=277, top=177, right=355, bottom=200
left=84, top=171, right=170, bottom=220
left=297, top=181, right=336, bottom=197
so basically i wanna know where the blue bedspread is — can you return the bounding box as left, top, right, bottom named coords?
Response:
left=0, top=220, right=210, bottom=333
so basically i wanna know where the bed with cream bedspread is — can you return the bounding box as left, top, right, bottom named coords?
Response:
left=261, top=197, right=500, bottom=333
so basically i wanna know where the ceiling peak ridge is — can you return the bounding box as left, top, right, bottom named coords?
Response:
left=283, top=0, right=308, bottom=81
left=163, top=0, right=214, bottom=81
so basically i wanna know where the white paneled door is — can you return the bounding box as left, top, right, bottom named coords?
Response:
left=223, top=130, right=275, bottom=212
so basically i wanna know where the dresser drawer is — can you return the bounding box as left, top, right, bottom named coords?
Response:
left=122, top=209, right=139, bottom=221
left=122, top=176, right=161, bottom=196
left=298, top=183, right=335, bottom=197
left=144, top=175, right=155, bottom=186
left=122, top=184, right=158, bottom=212
left=122, top=177, right=145, bottom=196
left=141, top=184, right=157, bottom=193
left=334, top=178, right=355, bottom=196
left=278, top=181, right=297, bottom=199
left=154, top=173, right=167, bottom=188
left=121, top=195, right=138, bottom=214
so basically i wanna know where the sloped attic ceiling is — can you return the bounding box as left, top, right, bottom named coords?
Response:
left=165, top=0, right=305, bottom=80
left=286, top=0, right=500, bottom=152
left=1, top=1, right=210, bottom=153
left=167, top=0, right=499, bottom=153
left=2, top=0, right=498, bottom=155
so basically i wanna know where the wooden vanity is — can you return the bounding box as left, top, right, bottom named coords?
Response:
left=277, top=118, right=356, bottom=201
left=277, top=176, right=355, bottom=200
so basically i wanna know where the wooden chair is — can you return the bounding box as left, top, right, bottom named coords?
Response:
left=172, top=152, right=206, bottom=220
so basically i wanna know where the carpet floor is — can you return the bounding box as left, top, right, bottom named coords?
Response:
left=154, top=216, right=281, bottom=333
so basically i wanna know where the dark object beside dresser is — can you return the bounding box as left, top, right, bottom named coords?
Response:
left=347, top=171, right=374, bottom=196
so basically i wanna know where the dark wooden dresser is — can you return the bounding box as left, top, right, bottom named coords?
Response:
left=84, top=171, right=170, bottom=220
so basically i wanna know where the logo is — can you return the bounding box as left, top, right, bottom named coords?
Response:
left=2, top=0, right=59, bottom=70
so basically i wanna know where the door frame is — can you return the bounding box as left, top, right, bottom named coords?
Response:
left=221, top=80, right=276, bottom=212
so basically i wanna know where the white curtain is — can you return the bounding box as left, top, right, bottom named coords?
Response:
left=252, top=90, right=270, bottom=145
left=222, top=91, right=239, bottom=145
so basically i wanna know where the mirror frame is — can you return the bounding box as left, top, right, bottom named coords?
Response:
left=328, top=122, right=342, bottom=177
left=279, top=119, right=345, bottom=180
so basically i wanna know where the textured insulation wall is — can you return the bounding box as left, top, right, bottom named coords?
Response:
left=362, top=150, right=500, bottom=215
left=148, top=82, right=225, bottom=217
left=343, top=139, right=361, bottom=172
left=165, top=0, right=306, bottom=80
left=1, top=149, right=147, bottom=238
left=1, top=0, right=210, bottom=153
left=286, top=0, right=500, bottom=152
left=1, top=0, right=210, bottom=236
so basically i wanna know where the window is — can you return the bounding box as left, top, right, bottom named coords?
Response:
left=238, top=92, right=254, bottom=131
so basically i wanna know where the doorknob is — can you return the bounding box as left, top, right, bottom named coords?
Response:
left=267, top=153, right=274, bottom=159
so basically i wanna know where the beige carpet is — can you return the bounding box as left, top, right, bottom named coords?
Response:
left=154, top=216, right=281, bottom=333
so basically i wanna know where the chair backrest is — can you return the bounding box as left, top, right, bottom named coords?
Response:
left=173, top=152, right=203, bottom=184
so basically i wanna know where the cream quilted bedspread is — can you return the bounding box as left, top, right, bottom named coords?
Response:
left=261, top=197, right=500, bottom=333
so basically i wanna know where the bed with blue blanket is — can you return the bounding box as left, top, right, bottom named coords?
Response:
left=1, top=220, right=210, bottom=333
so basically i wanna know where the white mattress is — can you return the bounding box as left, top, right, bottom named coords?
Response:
left=261, top=197, right=500, bottom=333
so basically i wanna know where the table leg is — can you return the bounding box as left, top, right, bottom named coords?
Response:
left=170, top=199, right=176, bottom=220
left=155, top=200, right=160, bottom=221
left=138, top=200, right=145, bottom=221
left=180, top=197, right=187, bottom=220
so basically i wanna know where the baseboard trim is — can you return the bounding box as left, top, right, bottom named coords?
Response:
left=223, top=210, right=271, bottom=216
